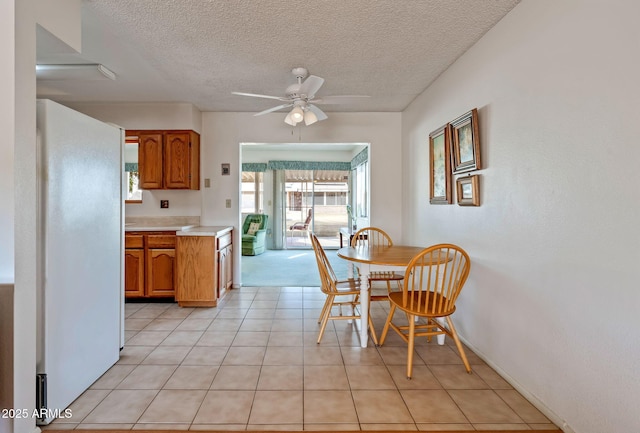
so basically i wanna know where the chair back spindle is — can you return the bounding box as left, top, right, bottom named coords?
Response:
left=310, top=232, right=338, bottom=295
left=350, top=227, right=394, bottom=248
left=403, top=245, right=470, bottom=316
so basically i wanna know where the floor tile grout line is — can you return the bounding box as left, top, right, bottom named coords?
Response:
left=81, top=289, right=552, bottom=431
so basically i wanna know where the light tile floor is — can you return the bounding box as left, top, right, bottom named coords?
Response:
left=45, top=286, right=559, bottom=431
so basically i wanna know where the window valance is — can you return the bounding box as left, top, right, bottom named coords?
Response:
left=266, top=160, right=351, bottom=171
left=350, top=148, right=368, bottom=169
left=125, top=162, right=138, bottom=172
left=241, top=163, right=268, bottom=172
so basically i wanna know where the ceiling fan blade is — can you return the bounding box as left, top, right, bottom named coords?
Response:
left=232, top=91, right=289, bottom=101
left=299, top=75, right=324, bottom=98
left=308, top=104, right=328, bottom=121
left=254, top=103, right=293, bottom=116
left=310, top=95, right=370, bottom=104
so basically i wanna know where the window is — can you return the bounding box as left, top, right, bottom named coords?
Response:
left=241, top=171, right=263, bottom=213
left=125, top=138, right=142, bottom=203
left=354, top=161, right=368, bottom=217
left=126, top=171, right=142, bottom=201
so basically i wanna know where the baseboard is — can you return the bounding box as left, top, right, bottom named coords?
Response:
left=458, top=334, right=566, bottom=431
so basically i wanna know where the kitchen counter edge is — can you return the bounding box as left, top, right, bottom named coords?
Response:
left=125, top=225, right=196, bottom=232
left=176, top=225, right=233, bottom=237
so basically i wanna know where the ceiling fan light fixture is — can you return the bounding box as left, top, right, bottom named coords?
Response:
left=284, top=111, right=297, bottom=126
left=304, top=109, right=318, bottom=126
left=290, top=106, right=304, bottom=123
left=234, top=66, right=365, bottom=126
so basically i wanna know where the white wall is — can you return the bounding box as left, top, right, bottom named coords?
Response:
left=8, top=2, right=83, bottom=432
left=14, top=0, right=38, bottom=429
left=66, top=102, right=203, bottom=217
left=66, top=102, right=202, bottom=132
left=36, top=0, right=81, bottom=52
left=401, top=1, right=640, bottom=432
left=0, top=0, right=16, bottom=283
left=201, top=112, right=401, bottom=285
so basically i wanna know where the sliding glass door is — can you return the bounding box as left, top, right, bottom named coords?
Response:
left=284, top=169, right=349, bottom=249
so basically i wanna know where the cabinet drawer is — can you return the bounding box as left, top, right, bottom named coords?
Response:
left=147, top=234, right=176, bottom=248
left=125, top=235, right=144, bottom=248
left=217, top=232, right=232, bottom=250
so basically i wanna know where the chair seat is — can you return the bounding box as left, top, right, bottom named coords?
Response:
left=242, top=234, right=258, bottom=242
left=388, top=291, right=456, bottom=318
left=329, top=279, right=361, bottom=295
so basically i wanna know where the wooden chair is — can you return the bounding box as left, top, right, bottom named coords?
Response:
left=350, top=227, right=404, bottom=344
left=379, top=244, right=471, bottom=378
left=310, top=232, right=376, bottom=344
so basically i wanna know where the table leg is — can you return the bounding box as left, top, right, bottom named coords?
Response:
left=358, top=265, right=370, bottom=348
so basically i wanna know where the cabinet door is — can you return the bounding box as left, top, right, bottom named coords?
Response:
left=218, top=244, right=233, bottom=299
left=225, top=244, right=233, bottom=290
left=176, top=236, right=216, bottom=304
left=164, top=132, right=192, bottom=189
left=146, top=248, right=176, bottom=297
left=138, top=133, right=164, bottom=189
left=124, top=249, right=145, bottom=297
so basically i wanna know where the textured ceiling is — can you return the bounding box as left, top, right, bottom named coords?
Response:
left=36, top=0, right=520, bottom=113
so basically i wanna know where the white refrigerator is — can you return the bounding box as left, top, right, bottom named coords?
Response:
left=35, top=99, right=124, bottom=425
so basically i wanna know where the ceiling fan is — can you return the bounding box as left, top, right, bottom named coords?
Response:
left=232, top=67, right=369, bottom=126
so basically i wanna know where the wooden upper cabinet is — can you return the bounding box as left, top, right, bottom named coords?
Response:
left=133, top=130, right=200, bottom=190
left=138, top=133, right=164, bottom=189
left=165, top=131, right=199, bottom=189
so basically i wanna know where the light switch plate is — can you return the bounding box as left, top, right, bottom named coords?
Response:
left=225, top=199, right=231, bottom=208
left=204, top=178, right=211, bottom=188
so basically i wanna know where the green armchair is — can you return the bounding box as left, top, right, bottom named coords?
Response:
left=242, top=214, right=269, bottom=255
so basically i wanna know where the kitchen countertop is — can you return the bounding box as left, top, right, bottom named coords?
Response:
left=125, top=224, right=196, bottom=232
left=176, top=225, right=233, bottom=237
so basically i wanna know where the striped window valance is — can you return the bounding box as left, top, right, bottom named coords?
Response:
left=125, top=162, right=138, bottom=172
left=350, top=147, right=368, bottom=169
left=241, top=163, right=268, bottom=172
left=266, top=160, right=351, bottom=171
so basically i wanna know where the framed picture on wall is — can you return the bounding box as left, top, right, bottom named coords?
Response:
left=429, top=124, right=452, bottom=204
left=451, top=108, right=481, bottom=173
left=456, top=174, right=480, bottom=206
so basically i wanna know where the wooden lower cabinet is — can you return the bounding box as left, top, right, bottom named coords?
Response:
left=176, top=229, right=233, bottom=307
left=124, top=249, right=145, bottom=297
left=217, top=233, right=233, bottom=300
left=125, top=231, right=176, bottom=299
left=146, top=249, right=176, bottom=297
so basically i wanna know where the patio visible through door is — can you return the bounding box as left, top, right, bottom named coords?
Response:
left=285, top=169, right=349, bottom=249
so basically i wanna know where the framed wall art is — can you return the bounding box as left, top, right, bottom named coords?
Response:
left=456, top=174, right=480, bottom=206
left=429, top=124, right=452, bottom=204
left=451, top=108, right=481, bottom=173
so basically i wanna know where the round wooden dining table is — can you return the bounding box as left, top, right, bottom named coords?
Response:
left=337, top=245, right=426, bottom=347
